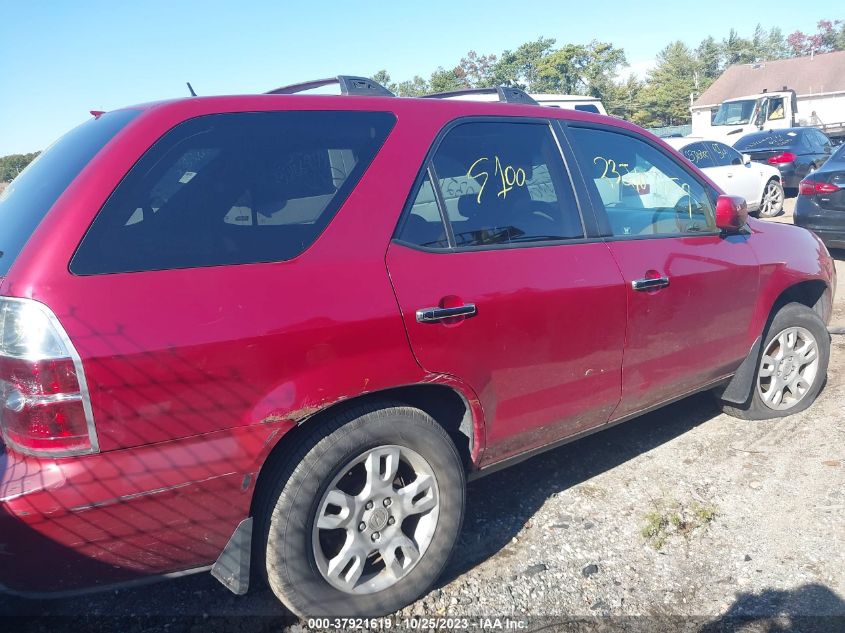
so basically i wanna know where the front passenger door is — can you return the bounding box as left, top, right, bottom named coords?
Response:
left=565, top=125, right=761, bottom=420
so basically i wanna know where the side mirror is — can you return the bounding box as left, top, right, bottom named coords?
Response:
left=715, top=195, right=748, bottom=233
left=742, top=153, right=751, bottom=165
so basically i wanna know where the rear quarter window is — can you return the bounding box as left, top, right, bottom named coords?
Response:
left=0, top=110, right=139, bottom=276
left=71, top=111, right=395, bottom=274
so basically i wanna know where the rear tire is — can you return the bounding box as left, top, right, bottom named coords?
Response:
left=757, top=178, right=784, bottom=218
left=258, top=403, right=465, bottom=617
left=720, top=303, right=829, bottom=420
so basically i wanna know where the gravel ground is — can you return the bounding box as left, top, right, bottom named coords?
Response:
left=3, top=199, right=844, bottom=632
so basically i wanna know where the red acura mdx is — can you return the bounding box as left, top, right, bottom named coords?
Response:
left=0, top=77, right=835, bottom=617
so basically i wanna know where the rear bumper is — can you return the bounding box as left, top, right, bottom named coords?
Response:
left=794, top=198, right=845, bottom=248
left=0, top=422, right=289, bottom=594
left=776, top=164, right=801, bottom=189
left=803, top=229, right=845, bottom=249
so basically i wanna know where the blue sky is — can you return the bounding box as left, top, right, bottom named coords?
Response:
left=0, top=1, right=836, bottom=154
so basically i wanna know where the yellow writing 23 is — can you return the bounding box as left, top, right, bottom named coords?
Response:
left=467, top=156, right=527, bottom=203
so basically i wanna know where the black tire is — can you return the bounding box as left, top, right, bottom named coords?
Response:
left=720, top=302, right=830, bottom=420
left=256, top=403, right=465, bottom=618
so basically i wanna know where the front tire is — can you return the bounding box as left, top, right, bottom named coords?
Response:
left=721, top=303, right=830, bottom=420
left=757, top=178, right=784, bottom=218
left=258, top=404, right=465, bottom=617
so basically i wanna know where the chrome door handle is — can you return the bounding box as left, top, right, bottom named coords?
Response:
left=416, top=304, right=477, bottom=323
left=632, top=277, right=670, bottom=291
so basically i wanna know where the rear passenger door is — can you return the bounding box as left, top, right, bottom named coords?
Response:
left=563, top=124, right=760, bottom=420
left=386, top=118, right=628, bottom=465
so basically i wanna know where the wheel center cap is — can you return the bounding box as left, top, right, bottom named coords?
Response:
left=368, top=507, right=389, bottom=531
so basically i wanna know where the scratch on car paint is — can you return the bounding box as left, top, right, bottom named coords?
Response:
left=68, top=475, right=233, bottom=513
left=421, top=373, right=453, bottom=384
left=261, top=414, right=287, bottom=424
left=262, top=429, right=280, bottom=446
left=289, top=405, right=322, bottom=421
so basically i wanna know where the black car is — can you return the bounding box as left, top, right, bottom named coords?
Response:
left=794, top=143, right=845, bottom=249
left=733, top=127, right=833, bottom=193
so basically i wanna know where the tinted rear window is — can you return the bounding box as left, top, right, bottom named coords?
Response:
left=734, top=132, right=797, bottom=151
left=71, top=111, right=395, bottom=274
left=0, top=110, right=139, bottom=276
left=679, top=142, right=716, bottom=168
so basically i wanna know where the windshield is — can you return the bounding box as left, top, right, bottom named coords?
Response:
left=832, top=143, right=845, bottom=162
left=0, top=109, right=139, bottom=276
left=712, top=99, right=757, bottom=126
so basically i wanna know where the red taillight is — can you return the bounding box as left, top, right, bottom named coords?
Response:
left=767, top=152, right=797, bottom=164
left=2, top=400, right=91, bottom=454
left=0, top=298, right=97, bottom=457
left=799, top=179, right=840, bottom=196
left=0, top=357, right=80, bottom=396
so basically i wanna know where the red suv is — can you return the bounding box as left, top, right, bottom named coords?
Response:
left=0, top=77, right=836, bottom=617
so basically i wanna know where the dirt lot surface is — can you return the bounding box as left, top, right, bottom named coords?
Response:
left=3, top=199, right=844, bottom=632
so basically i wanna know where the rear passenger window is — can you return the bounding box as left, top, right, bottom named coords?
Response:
left=813, top=130, right=831, bottom=153
left=568, top=127, right=717, bottom=237
left=407, top=121, right=583, bottom=248
left=71, top=111, right=395, bottom=274
left=708, top=142, right=743, bottom=166
left=799, top=131, right=816, bottom=152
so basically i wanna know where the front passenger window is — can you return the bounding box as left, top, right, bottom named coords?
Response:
left=567, top=127, right=717, bottom=237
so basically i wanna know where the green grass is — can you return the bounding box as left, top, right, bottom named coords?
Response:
left=641, top=500, right=718, bottom=550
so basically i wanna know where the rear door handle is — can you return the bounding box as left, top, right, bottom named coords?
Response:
left=632, top=277, right=670, bottom=291
left=416, top=304, right=477, bottom=323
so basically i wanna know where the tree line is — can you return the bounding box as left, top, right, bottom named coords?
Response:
left=372, top=19, right=845, bottom=128
left=2, top=20, right=843, bottom=182
left=0, top=152, right=40, bottom=183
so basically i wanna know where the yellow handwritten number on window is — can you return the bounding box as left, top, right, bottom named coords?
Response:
left=467, top=156, right=527, bottom=202
left=467, top=157, right=489, bottom=204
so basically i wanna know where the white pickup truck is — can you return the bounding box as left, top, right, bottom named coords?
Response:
left=691, top=89, right=845, bottom=144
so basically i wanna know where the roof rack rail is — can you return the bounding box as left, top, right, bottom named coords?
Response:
left=422, top=86, right=538, bottom=105
left=266, top=75, right=395, bottom=97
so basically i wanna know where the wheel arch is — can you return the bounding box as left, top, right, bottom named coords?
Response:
left=768, top=279, right=831, bottom=323
left=719, top=278, right=831, bottom=405
left=248, top=382, right=482, bottom=520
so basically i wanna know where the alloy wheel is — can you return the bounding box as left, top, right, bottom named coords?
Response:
left=757, top=326, right=820, bottom=410
left=759, top=181, right=784, bottom=217
left=312, top=445, right=440, bottom=595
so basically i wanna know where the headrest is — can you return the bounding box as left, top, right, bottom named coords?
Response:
left=457, top=193, right=483, bottom=219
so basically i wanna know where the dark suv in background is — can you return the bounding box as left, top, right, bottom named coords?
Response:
left=734, top=127, right=833, bottom=193
left=795, top=142, right=845, bottom=249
